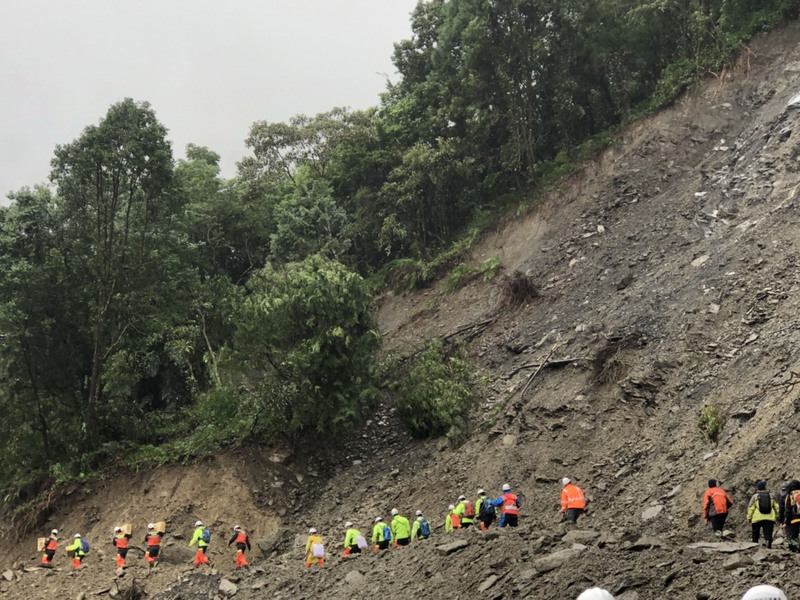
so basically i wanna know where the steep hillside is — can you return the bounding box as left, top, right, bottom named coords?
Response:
left=3, top=20, right=800, bottom=600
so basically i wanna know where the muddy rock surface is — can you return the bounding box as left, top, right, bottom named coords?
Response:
left=3, top=21, right=800, bottom=600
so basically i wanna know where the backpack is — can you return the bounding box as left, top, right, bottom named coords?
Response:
left=383, top=525, right=391, bottom=541
left=756, top=491, right=771, bottom=514
left=81, top=539, right=90, bottom=554
left=201, top=527, right=211, bottom=543
left=419, top=519, right=430, bottom=538
left=464, top=501, right=475, bottom=519
left=791, top=491, right=800, bottom=519
left=480, top=499, right=495, bottom=519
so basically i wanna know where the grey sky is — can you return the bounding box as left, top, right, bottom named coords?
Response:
left=0, top=0, right=419, bottom=202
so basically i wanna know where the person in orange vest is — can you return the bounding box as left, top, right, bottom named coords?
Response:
left=702, top=478, right=733, bottom=537
left=561, top=478, right=587, bottom=524
left=228, top=525, right=251, bottom=568
left=112, top=526, right=132, bottom=568
left=41, top=529, right=58, bottom=566
left=445, top=504, right=461, bottom=532
left=492, top=483, right=520, bottom=527
left=143, top=523, right=161, bottom=566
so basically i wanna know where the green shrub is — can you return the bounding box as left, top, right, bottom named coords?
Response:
left=445, top=255, right=502, bottom=293
left=397, top=340, right=473, bottom=442
left=698, top=405, right=727, bottom=445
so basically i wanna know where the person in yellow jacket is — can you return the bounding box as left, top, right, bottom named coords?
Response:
left=189, top=521, right=211, bottom=567
left=453, top=495, right=476, bottom=529
left=475, top=489, right=495, bottom=530
left=342, top=522, right=363, bottom=556
left=371, top=516, right=391, bottom=551
left=410, top=510, right=431, bottom=541
left=390, top=508, right=411, bottom=546
left=305, top=528, right=325, bottom=567
left=747, top=480, right=779, bottom=549
left=66, top=534, right=87, bottom=570
left=445, top=504, right=461, bottom=532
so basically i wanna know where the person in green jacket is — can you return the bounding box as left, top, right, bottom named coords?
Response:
left=445, top=504, right=460, bottom=532
left=371, top=517, right=390, bottom=551
left=342, top=522, right=363, bottom=556
left=390, top=508, right=411, bottom=546
left=747, top=480, right=779, bottom=548
left=189, top=520, right=211, bottom=567
left=453, top=495, right=475, bottom=529
left=66, top=534, right=86, bottom=570
left=475, top=489, right=495, bottom=530
left=410, top=510, right=431, bottom=542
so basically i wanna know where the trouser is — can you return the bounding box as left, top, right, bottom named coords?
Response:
left=116, top=547, right=128, bottom=568
left=145, top=546, right=160, bottom=564
left=565, top=508, right=584, bottom=524
left=194, top=546, right=210, bottom=566
left=787, top=522, right=800, bottom=552
left=42, top=549, right=55, bottom=564
left=305, top=554, right=324, bottom=567
left=72, top=555, right=83, bottom=569
left=396, top=537, right=410, bottom=547
left=375, top=540, right=389, bottom=550
left=479, top=515, right=495, bottom=530
left=709, top=513, right=727, bottom=534
left=751, top=521, right=775, bottom=547
left=461, top=521, right=473, bottom=529
left=236, top=548, right=249, bottom=568
left=342, top=544, right=361, bottom=556
left=499, top=513, right=518, bottom=527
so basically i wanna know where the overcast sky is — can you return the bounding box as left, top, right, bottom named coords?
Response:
left=0, top=0, right=420, bottom=202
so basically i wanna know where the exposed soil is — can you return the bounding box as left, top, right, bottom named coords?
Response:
left=3, top=20, right=800, bottom=600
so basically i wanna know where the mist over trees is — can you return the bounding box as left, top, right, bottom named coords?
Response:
left=1, top=0, right=798, bottom=496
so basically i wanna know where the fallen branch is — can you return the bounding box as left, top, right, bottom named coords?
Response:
left=520, top=344, right=559, bottom=399
left=505, top=357, right=587, bottom=379
left=443, top=317, right=496, bottom=344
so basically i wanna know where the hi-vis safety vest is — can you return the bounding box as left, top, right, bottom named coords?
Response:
left=46, top=537, right=58, bottom=551
left=146, top=533, right=161, bottom=547
left=502, top=493, right=519, bottom=515
left=114, top=534, right=129, bottom=549
left=562, top=484, right=586, bottom=511
left=235, top=532, right=247, bottom=545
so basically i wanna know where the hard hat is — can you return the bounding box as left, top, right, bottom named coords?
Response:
left=114, top=527, right=122, bottom=533
left=415, top=510, right=423, bottom=516
left=502, top=483, right=511, bottom=491
left=374, top=517, right=382, bottom=523
left=234, top=525, right=242, bottom=531
left=458, top=495, right=466, bottom=501
left=51, top=529, right=58, bottom=535
left=477, top=489, right=485, bottom=495
left=448, top=504, right=456, bottom=511
left=345, top=522, right=353, bottom=528
left=742, top=585, right=787, bottom=600
left=391, top=508, right=399, bottom=516
left=576, top=588, right=615, bottom=600
left=148, top=523, right=155, bottom=530
left=74, top=533, right=81, bottom=538
left=562, top=477, right=571, bottom=486
left=309, top=528, right=317, bottom=534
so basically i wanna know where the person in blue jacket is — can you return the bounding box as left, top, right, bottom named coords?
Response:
left=492, top=483, right=521, bottom=527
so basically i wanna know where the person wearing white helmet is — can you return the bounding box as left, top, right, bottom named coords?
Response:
left=41, top=528, right=59, bottom=566
left=491, top=483, right=520, bottom=527
left=476, top=489, right=495, bottom=531
left=561, top=478, right=587, bottom=524
left=390, top=508, right=411, bottom=547
left=228, top=525, right=251, bottom=569
left=112, top=525, right=132, bottom=568
left=143, top=523, right=161, bottom=567
left=371, top=517, right=391, bottom=551
left=65, top=533, right=87, bottom=570
left=342, top=521, right=363, bottom=557
left=189, top=520, right=211, bottom=567
left=453, top=494, right=476, bottom=529
left=741, top=585, right=787, bottom=600
left=576, top=587, right=615, bottom=600
left=305, top=527, right=325, bottom=568
left=411, top=510, right=431, bottom=542
left=446, top=504, right=461, bottom=532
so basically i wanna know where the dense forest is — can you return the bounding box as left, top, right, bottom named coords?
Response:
left=1, top=0, right=798, bottom=502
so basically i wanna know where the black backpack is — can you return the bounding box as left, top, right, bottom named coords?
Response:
left=757, top=491, right=772, bottom=514
left=479, top=498, right=494, bottom=519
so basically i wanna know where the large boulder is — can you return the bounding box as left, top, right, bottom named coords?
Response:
left=257, top=528, right=296, bottom=558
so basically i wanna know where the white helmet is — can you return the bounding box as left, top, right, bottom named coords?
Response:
left=458, top=495, right=466, bottom=501
left=114, top=527, right=122, bottom=533
left=448, top=504, right=456, bottom=511
left=562, top=477, right=571, bottom=486
left=234, top=525, right=242, bottom=531
left=345, top=522, right=353, bottom=528
left=51, top=529, right=58, bottom=535
left=309, top=528, right=317, bottom=534
left=195, top=521, right=203, bottom=527
left=477, top=489, right=485, bottom=495
left=391, top=508, right=399, bottom=516
left=502, top=483, right=511, bottom=491
left=374, top=517, right=382, bottom=523
left=742, top=585, right=787, bottom=600
left=415, top=510, right=423, bottom=516
left=74, top=533, right=81, bottom=538
left=148, top=523, right=155, bottom=530
left=576, top=588, right=615, bottom=600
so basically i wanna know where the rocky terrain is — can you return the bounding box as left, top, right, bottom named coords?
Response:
left=2, top=19, right=800, bottom=600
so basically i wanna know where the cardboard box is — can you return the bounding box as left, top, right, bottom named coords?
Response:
left=121, top=523, right=132, bottom=536
left=37, top=538, right=46, bottom=552
left=154, top=521, right=166, bottom=535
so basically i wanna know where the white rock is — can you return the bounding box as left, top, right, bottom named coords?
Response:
left=219, top=578, right=238, bottom=597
